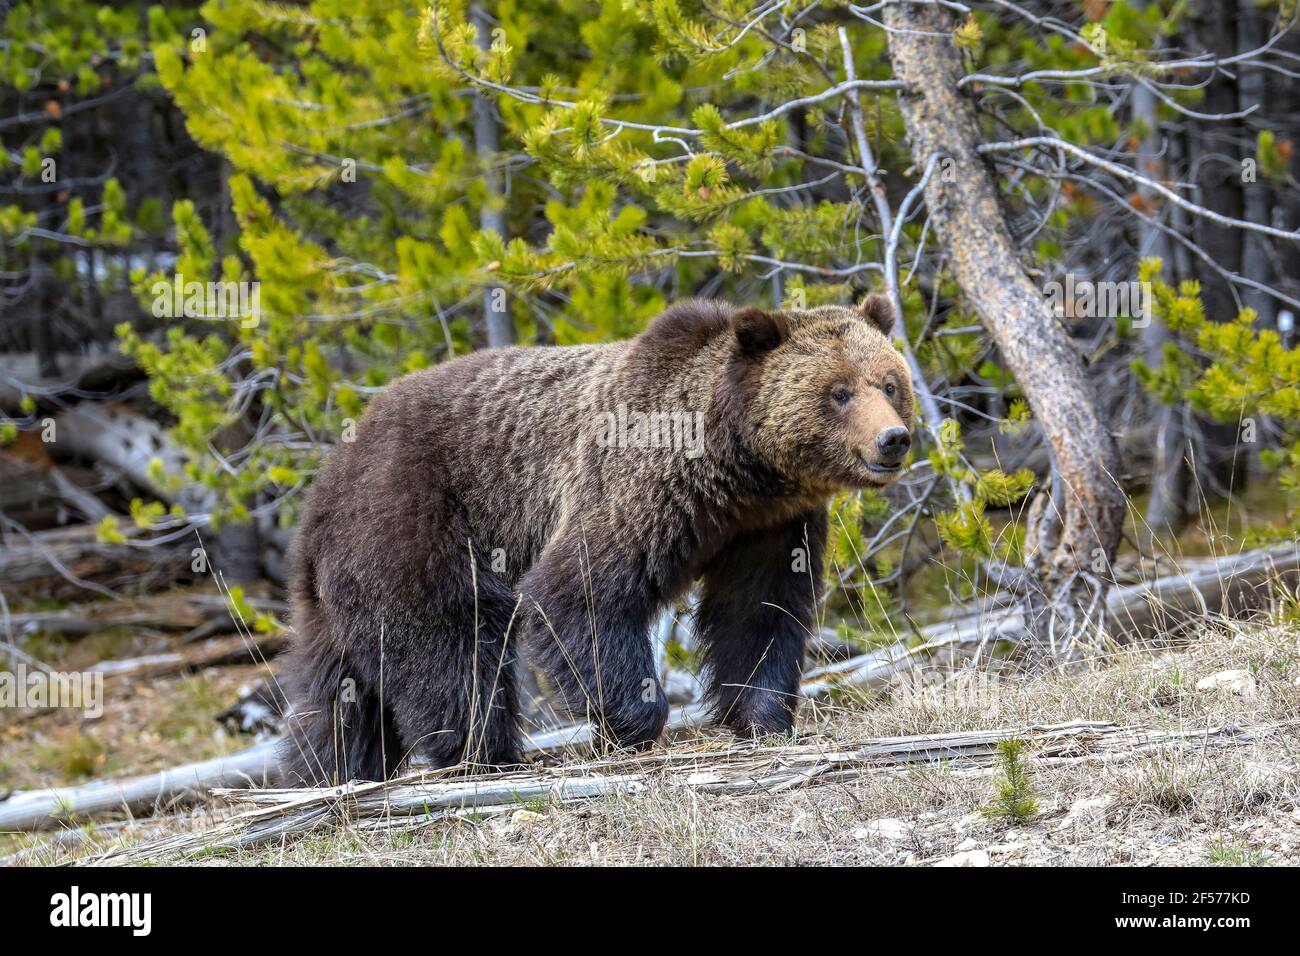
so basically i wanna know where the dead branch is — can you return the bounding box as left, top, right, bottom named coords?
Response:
left=89, top=630, right=288, bottom=681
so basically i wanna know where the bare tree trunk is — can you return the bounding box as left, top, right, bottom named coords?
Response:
left=883, top=4, right=1126, bottom=650
left=472, top=5, right=514, bottom=349
left=1190, top=4, right=1249, bottom=496
left=1133, top=60, right=1189, bottom=545
left=1237, top=0, right=1275, bottom=332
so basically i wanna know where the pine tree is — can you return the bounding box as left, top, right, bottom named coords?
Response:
left=1, top=1, right=203, bottom=442
left=1134, top=258, right=1300, bottom=535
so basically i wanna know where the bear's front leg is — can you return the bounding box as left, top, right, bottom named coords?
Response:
left=521, top=529, right=669, bottom=752
left=695, top=509, right=827, bottom=738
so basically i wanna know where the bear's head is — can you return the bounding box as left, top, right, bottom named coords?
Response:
left=727, top=295, right=915, bottom=492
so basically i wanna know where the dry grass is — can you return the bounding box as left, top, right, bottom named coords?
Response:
left=9, top=619, right=1298, bottom=867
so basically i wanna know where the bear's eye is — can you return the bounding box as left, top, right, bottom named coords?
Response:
left=831, top=385, right=853, bottom=406
left=883, top=382, right=897, bottom=398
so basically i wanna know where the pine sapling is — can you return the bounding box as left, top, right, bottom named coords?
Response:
left=982, top=738, right=1039, bottom=824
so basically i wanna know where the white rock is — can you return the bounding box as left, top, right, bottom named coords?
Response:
left=955, top=836, right=980, bottom=852
left=1240, top=762, right=1289, bottom=788
left=1195, top=669, right=1257, bottom=697
left=854, top=818, right=913, bottom=841
left=1064, top=795, right=1113, bottom=820
left=936, top=849, right=990, bottom=867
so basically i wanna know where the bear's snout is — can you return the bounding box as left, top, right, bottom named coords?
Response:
left=876, top=426, right=911, bottom=464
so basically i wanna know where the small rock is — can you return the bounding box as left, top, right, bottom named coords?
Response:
left=1195, top=669, right=1257, bottom=697
left=936, top=849, right=990, bottom=867
left=954, top=836, right=980, bottom=852
left=854, top=818, right=913, bottom=841
left=987, top=842, right=1024, bottom=858
left=1062, top=795, right=1113, bottom=823
left=954, top=811, right=985, bottom=832
left=1240, top=762, right=1288, bottom=789
left=510, top=808, right=545, bottom=827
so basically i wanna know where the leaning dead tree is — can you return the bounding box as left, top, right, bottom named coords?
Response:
left=878, top=2, right=1300, bottom=650
left=884, top=3, right=1128, bottom=650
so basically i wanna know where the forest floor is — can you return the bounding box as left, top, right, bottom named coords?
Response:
left=4, top=617, right=1299, bottom=866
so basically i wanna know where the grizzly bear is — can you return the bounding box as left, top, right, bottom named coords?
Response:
left=280, top=296, right=914, bottom=785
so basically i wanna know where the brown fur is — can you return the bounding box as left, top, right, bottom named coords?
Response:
left=280, top=295, right=914, bottom=784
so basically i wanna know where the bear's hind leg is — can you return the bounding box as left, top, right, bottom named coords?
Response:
left=279, top=588, right=403, bottom=786
left=378, top=570, right=524, bottom=772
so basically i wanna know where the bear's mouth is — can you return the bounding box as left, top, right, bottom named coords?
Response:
left=864, top=461, right=901, bottom=475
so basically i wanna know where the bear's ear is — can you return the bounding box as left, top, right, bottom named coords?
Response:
left=732, top=307, right=788, bottom=356
left=859, top=294, right=895, bottom=337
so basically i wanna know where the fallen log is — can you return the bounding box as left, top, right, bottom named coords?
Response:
left=49, top=402, right=292, bottom=582
left=0, top=451, right=113, bottom=527
left=7, top=589, right=287, bottom=639
left=811, top=540, right=1300, bottom=692
left=0, top=813, right=186, bottom=867
left=1104, top=542, right=1300, bottom=637
left=0, top=739, right=281, bottom=832
left=89, top=631, right=288, bottom=681
left=0, top=703, right=664, bottom=833
left=0, top=348, right=138, bottom=412
left=49, top=402, right=188, bottom=498
left=0, top=523, right=191, bottom=599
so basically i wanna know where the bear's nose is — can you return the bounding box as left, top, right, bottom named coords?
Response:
left=876, top=426, right=911, bottom=464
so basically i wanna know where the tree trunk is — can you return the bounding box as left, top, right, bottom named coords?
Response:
left=1189, top=5, right=1249, bottom=496
left=883, top=4, right=1126, bottom=651
left=1236, top=0, right=1275, bottom=332
left=472, top=5, right=514, bottom=349
left=1133, top=56, right=1189, bottom=545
